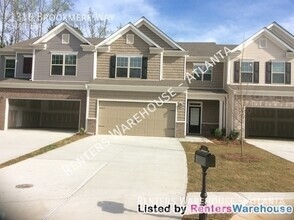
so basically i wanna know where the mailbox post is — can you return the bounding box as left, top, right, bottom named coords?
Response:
left=194, top=145, right=216, bottom=220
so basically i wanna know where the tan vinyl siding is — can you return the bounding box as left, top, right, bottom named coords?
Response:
left=138, top=24, right=174, bottom=49
left=202, top=100, right=219, bottom=124
left=97, top=30, right=160, bottom=80
left=34, top=29, right=94, bottom=81
left=186, top=62, right=224, bottom=89
left=89, top=90, right=185, bottom=122
left=163, top=56, right=184, bottom=79
left=230, top=35, right=292, bottom=84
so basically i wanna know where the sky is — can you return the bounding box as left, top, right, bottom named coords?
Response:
left=75, top=0, right=294, bottom=44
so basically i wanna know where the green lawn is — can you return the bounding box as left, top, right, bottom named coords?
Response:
left=182, top=140, right=294, bottom=192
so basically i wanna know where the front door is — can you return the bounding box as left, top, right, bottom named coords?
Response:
left=189, top=106, right=201, bottom=134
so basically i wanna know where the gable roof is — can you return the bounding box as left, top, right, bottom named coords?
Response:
left=33, top=22, right=92, bottom=45
left=178, top=42, right=237, bottom=57
left=96, top=22, right=161, bottom=48
left=134, top=17, right=185, bottom=51
left=267, top=22, right=294, bottom=39
left=231, top=26, right=294, bottom=53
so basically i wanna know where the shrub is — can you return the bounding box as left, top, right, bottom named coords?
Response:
left=228, top=130, right=239, bottom=140
left=78, top=127, right=86, bottom=135
left=210, top=128, right=225, bottom=139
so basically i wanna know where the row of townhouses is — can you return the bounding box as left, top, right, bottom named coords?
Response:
left=0, top=17, right=293, bottom=139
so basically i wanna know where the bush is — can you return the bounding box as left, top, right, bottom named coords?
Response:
left=210, top=128, right=225, bottom=139
left=78, top=127, right=86, bottom=135
left=228, top=130, right=239, bottom=140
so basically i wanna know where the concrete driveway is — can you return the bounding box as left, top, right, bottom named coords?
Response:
left=0, top=135, right=187, bottom=220
left=246, top=139, right=294, bottom=163
left=0, top=129, right=74, bottom=164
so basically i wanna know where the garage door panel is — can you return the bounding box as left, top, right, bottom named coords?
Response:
left=8, top=99, right=80, bottom=130
left=98, top=101, right=175, bottom=137
left=246, top=107, right=294, bottom=139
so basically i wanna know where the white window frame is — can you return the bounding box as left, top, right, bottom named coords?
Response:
left=259, top=38, right=267, bottom=48
left=115, top=55, right=143, bottom=78
left=4, top=56, right=16, bottom=78
left=126, top=34, right=134, bottom=44
left=62, top=34, right=70, bottom=44
left=50, top=52, right=78, bottom=76
left=193, top=63, right=212, bottom=81
left=271, top=61, right=285, bottom=84
left=240, top=60, right=254, bottom=83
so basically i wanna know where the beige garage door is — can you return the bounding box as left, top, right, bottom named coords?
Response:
left=98, top=101, right=176, bottom=137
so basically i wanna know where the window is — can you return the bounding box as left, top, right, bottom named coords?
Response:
left=241, top=61, right=253, bottom=83
left=193, top=63, right=212, bottom=81
left=259, top=38, right=267, bottom=48
left=116, top=56, right=142, bottom=78
left=23, top=57, right=32, bottom=74
left=272, top=62, right=285, bottom=83
left=5, top=58, right=15, bottom=78
left=51, top=54, right=77, bottom=76
left=62, top=34, right=70, bottom=44
left=126, top=34, right=134, bottom=44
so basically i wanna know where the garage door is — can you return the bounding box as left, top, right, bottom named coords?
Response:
left=98, top=101, right=176, bottom=137
left=246, top=107, right=294, bottom=138
left=8, top=99, right=80, bottom=130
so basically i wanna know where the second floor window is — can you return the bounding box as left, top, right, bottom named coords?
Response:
left=241, top=61, right=253, bottom=83
left=272, top=62, right=285, bottom=84
left=116, top=56, right=142, bottom=78
left=5, top=58, right=15, bottom=78
left=234, top=61, right=259, bottom=83
left=265, top=61, right=291, bottom=84
left=193, top=63, right=212, bottom=81
left=51, top=54, right=77, bottom=76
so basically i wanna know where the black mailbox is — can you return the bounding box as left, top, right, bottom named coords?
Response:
left=195, top=145, right=216, bottom=168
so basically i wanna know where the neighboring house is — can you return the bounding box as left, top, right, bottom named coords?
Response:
left=225, top=22, right=294, bottom=139
left=0, top=18, right=293, bottom=139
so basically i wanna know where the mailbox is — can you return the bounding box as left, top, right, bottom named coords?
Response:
left=195, top=145, right=216, bottom=168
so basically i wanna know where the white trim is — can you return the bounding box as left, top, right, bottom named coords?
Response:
left=0, top=82, right=85, bottom=90
left=115, top=55, right=143, bottom=79
left=33, top=22, right=92, bottom=45
left=50, top=53, right=78, bottom=76
left=15, top=52, right=18, bottom=78
left=62, top=34, right=70, bottom=44
left=184, top=90, right=188, bottom=136
left=231, top=28, right=294, bottom=53
left=96, top=100, right=99, bottom=135
left=97, top=23, right=161, bottom=48
left=87, top=84, right=188, bottom=92
left=85, top=85, right=90, bottom=132
left=134, top=17, right=186, bottom=51
left=163, top=50, right=188, bottom=56
left=259, top=38, right=267, bottom=48
left=219, top=100, right=223, bottom=129
left=4, top=56, right=15, bottom=60
left=271, top=61, right=286, bottom=84
left=183, top=55, right=187, bottom=80
left=267, top=22, right=294, bottom=41
left=50, top=51, right=78, bottom=55
left=31, top=49, right=36, bottom=80
left=93, top=50, right=97, bottom=79
left=4, top=98, right=9, bottom=130
left=23, top=54, right=33, bottom=58
left=160, top=51, right=163, bottom=80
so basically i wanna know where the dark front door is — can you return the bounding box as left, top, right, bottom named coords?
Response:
left=189, top=106, right=201, bottom=134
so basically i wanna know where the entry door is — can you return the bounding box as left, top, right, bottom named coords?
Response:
left=189, top=106, right=201, bottom=133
